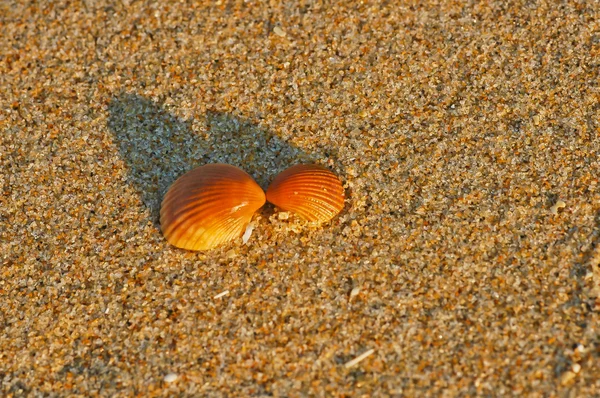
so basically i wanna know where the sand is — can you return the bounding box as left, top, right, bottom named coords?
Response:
left=1, top=0, right=599, bottom=396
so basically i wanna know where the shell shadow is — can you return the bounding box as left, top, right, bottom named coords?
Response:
left=107, top=93, right=314, bottom=228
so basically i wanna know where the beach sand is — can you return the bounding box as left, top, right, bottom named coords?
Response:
left=1, top=0, right=599, bottom=395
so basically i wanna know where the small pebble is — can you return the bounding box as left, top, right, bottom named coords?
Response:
left=550, top=200, right=566, bottom=214
left=164, top=373, right=178, bottom=383
left=277, top=212, right=290, bottom=220
left=226, top=249, right=237, bottom=259
left=273, top=26, right=286, bottom=37
left=560, top=371, right=576, bottom=386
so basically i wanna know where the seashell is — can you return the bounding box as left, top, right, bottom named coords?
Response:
left=160, top=164, right=266, bottom=251
left=266, top=164, right=345, bottom=223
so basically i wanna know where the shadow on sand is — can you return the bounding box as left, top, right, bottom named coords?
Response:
left=107, top=93, right=313, bottom=228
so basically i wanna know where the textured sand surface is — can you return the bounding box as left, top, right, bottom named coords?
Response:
left=1, top=0, right=599, bottom=396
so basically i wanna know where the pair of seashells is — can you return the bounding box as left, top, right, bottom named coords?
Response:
left=160, top=164, right=345, bottom=251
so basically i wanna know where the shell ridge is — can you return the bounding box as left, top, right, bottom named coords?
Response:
left=266, top=164, right=344, bottom=224
left=161, top=164, right=265, bottom=250
left=193, top=210, right=248, bottom=249
left=270, top=191, right=344, bottom=211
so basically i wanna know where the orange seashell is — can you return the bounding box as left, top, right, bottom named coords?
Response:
left=266, top=164, right=345, bottom=223
left=160, top=164, right=266, bottom=251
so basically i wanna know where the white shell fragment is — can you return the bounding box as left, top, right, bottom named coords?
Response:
left=242, top=222, right=254, bottom=244
left=344, top=349, right=375, bottom=368
left=213, top=290, right=230, bottom=299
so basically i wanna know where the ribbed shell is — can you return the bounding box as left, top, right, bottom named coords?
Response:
left=160, top=164, right=266, bottom=251
left=266, top=164, right=345, bottom=223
